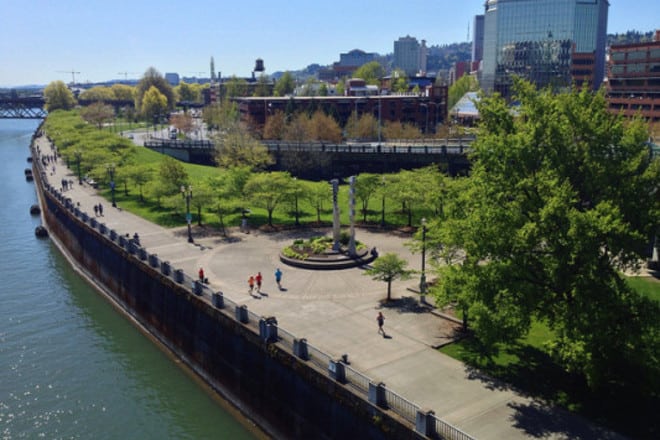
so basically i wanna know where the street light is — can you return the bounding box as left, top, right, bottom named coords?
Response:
left=106, top=163, right=116, bottom=207
left=293, top=177, right=300, bottom=226
left=380, top=176, right=386, bottom=227
left=181, top=185, right=193, bottom=243
left=420, top=217, right=427, bottom=296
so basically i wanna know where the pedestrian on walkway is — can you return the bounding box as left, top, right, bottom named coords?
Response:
left=377, top=312, right=385, bottom=335
left=93, top=205, right=99, bottom=216
left=274, top=268, right=282, bottom=289
left=198, top=267, right=205, bottom=283
left=255, top=272, right=262, bottom=293
left=248, top=275, right=255, bottom=294
left=98, top=203, right=103, bottom=216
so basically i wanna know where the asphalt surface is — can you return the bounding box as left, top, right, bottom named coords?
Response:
left=35, top=132, right=627, bottom=440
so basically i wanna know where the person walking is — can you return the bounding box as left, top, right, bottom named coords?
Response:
left=274, top=268, right=282, bottom=289
left=377, top=312, right=385, bottom=335
left=198, top=267, right=205, bottom=283
left=255, top=272, right=263, bottom=293
left=248, top=275, right=255, bottom=294
left=98, top=203, right=103, bottom=216
left=93, top=204, right=99, bottom=216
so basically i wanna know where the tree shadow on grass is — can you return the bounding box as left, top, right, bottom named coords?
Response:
left=454, top=338, right=659, bottom=439
left=380, top=296, right=428, bottom=314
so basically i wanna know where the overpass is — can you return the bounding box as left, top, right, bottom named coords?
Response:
left=144, top=138, right=474, bottom=178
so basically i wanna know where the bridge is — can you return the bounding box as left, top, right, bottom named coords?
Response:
left=0, top=95, right=47, bottom=119
left=144, top=138, right=474, bottom=178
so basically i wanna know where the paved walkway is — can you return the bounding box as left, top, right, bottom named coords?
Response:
left=35, top=134, right=626, bottom=440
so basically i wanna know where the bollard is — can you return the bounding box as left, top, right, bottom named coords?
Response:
left=415, top=408, right=436, bottom=437
left=212, top=292, right=224, bottom=308
left=148, top=254, right=159, bottom=268
left=128, top=241, right=138, bottom=255
left=81, top=212, right=89, bottom=223
left=174, top=269, right=184, bottom=283
left=329, top=359, right=346, bottom=383
left=193, top=280, right=203, bottom=296
left=161, top=261, right=171, bottom=276
left=90, top=218, right=98, bottom=228
left=99, top=223, right=107, bottom=234
left=109, top=229, right=117, bottom=241
left=235, top=305, right=249, bottom=323
left=138, top=248, right=148, bottom=261
left=293, top=338, right=309, bottom=360
left=368, top=382, right=387, bottom=408
left=118, top=235, right=127, bottom=247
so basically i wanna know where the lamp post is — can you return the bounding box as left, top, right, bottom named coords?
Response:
left=293, top=177, right=300, bottom=226
left=420, top=218, right=427, bottom=298
left=106, top=163, right=116, bottom=207
left=74, top=150, right=82, bottom=184
left=181, top=185, right=193, bottom=243
left=380, top=176, right=386, bottom=227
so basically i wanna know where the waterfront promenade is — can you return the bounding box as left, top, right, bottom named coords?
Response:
left=36, top=133, right=624, bottom=440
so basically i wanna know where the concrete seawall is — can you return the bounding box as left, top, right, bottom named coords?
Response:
left=30, top=131, right=425, bottom=439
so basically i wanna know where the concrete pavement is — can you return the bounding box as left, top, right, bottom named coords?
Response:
left=36, top=133, right=625, bottom=440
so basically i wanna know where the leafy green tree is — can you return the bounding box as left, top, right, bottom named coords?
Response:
left=44, top=81, right=76, bottom=112
left=111, top=84, right=135, bottom=101
left=214, top=129, right=273, bottom=170
left=433, top=79, right=660, bottom=390
left=189, top=181, right=214, bottom=226
left=124, top=164, right=153, bottom=203
left=364, top=253, right=414, bottom=301
left=335, top=78, right=345, bottom=96
left=253, top=74, right=272, bottom=97
left=175, top=81, right=201, bottom=102
left=202, top=98, right=239, bottom=131
left=353, top=61, right=385, bottom=85
left=382, top=120, right=421, bottom=140
left=355, top=173, right=382, bottom=222
left=141, top=86, right=168, bottom=122
left=390, top=168, right=432, bottom=226
left=224, top=76, right=248, bottom=97
left=158, top=156, right=188, bottom=196
left=308, top=110, right=342, bottom=143
left=135, top=67, right=175, bottom=113
left=448, top=74, right=478, bottom=109
left=244, top=172, right=292, bottom=226
left=79, top=86, right=115, bottom=102
left=274, top=72, right=295, bottom=96
left=306, top=180, right=332, bottom=223
left=391, top=69, right=409, bottom=93
left=263, top=110, right=287, bottom=140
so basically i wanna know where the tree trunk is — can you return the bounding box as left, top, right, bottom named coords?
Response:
left=197, top=206, right=202, bottom=226
left=387, top=280, right=392, bottom=301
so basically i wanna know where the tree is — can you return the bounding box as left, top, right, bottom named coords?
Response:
left=141, top=86, right=168, bottom=123
left=308, top=110, right=342, bottom=143
left=434, top=78, right=660, bottom=390
left=214, top=129, right=273, bottom=170
left=382, top=121, right=421, bottom=140
left=158, top=156, right=188, bottom=196
left=44, top=81, right=76, bottom=112
left=78, top=86, right=115, bottom=102
left=244, top=172, right=292, bottom=226
left=263, top=110, right=287, bottom=140
left=224, top=76, right=248, bottom=97
left=175, top=81, right=201, bottom=103
left=111, top=84, right=135, bottom=101
left=307, top=180, right=332, bottom=223
left=124, top=164, right=153, bottom=203
left=253, top=74, right=271, bottom=97
left=274, top=72, right=295, bottom=96
left=80, top=102, right=115, bottom=129
left=391, top=69, right=409, bottom=94
left=448, top=74, right=478, bottom=109
left=353, top=61, right=385, bottom=85
left=135, top=67, right=175, bottom=113
left=364, top=253, right=414, bottom=301
left=354, top=173, right=382, bottom=222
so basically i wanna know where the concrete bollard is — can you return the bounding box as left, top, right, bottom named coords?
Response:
left=81, top=212, right=89, bottom=223
left=161, top=261, right=171, bottom=276
left=109, top=229, right=117, bottom=241
left=293, top=338, right=309, bottom=360
left=212, top=292, right=224, bottom=308
left=329, top=359, right=346, bottom=383
left=174, top=269, right=184, bottom=283
left=415, top=408, right=436, bottom=437
left=235, top=305, right=249, bottom=323
left=118, top=235, right=127, bottom=247
left=192, top=280, right=203, bottom=296
left=259, top=317, right=278, bottom=342
left=90, top=218, right=97, bottom=228
left=99, top=223, right=107, bottom=234
left=148, top=254, right=159, bottom=268
left=368, top=382, right=387, bottom=408
left=138, top=248, right=148, bottom=261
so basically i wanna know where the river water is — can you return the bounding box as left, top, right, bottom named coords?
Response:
left=0, top=119, right=257, bottom=439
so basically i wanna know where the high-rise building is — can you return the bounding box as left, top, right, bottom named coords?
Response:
left=481, top=0, right=609, bottom=97
left=393, top=36, right=422, bottom=76
left=472, top=15, right=485, bottom=64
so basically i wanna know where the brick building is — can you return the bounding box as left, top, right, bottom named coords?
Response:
left=607, top=30, right=660, bottom=122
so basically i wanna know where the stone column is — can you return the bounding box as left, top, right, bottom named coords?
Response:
left=348, top=175, right=356, bottom=256
left=331, top=179, right=341, bottom=251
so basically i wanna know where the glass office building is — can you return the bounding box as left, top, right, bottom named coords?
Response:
left=481, top=0, right=609, bottom=97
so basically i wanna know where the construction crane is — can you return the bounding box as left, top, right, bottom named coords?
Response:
left=117, top=71, right=138, bottom=81
left=57, top=70, right=80, bottom=85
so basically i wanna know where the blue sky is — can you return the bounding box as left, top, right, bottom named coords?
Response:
left=1, top=0, right=658, bottom=87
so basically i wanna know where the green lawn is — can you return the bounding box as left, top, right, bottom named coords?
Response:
left=438, top=276, right=660, bottom=438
